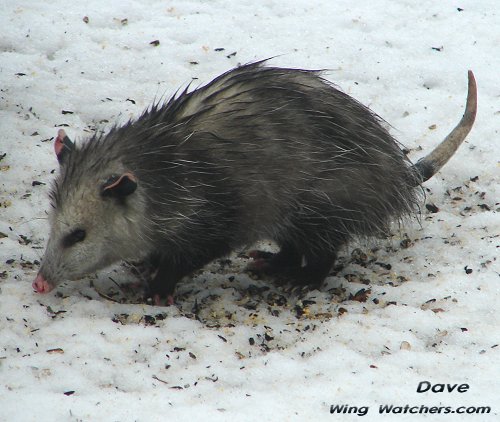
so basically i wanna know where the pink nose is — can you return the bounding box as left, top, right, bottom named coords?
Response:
left=32, top=273, right=54, bottom=294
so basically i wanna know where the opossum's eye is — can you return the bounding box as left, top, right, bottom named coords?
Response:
left=62, top=229, right=86, bottom=248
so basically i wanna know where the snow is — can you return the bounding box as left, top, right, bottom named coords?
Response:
left=0, top=0, right=499, bottom=421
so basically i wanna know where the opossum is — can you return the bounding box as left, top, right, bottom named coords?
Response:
left=32, top=61, right=477, bottom=305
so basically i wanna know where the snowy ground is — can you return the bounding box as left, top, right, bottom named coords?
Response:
left=1, top=1, right=499, bottom=421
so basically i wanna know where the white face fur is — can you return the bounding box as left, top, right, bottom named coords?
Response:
left=39, top=169, right=150, bottom=288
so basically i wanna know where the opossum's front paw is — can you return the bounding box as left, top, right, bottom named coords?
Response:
left=126, top=258, right=176, bottom=305
left=147, top=278, right=177, bottom=306
left=32, top=273, right=54, bottom=294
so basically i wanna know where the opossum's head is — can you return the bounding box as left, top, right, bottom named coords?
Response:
left=33, top=130, right=148, bottom=294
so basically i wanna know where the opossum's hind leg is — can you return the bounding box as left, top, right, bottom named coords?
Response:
left=292, top=250, right=337, bottom=288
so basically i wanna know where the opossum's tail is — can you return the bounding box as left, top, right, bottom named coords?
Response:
left=412, top=71, right=477, bottom=184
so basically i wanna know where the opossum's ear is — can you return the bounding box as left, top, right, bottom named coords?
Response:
left=54, top=129, right=74, bottom=164
left=101, top=172, right=138, bottom=198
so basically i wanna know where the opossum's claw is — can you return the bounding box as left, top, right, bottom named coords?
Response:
left=152, top=293, right=175, bottom=306
left=32, top=273, right=54, bottom=294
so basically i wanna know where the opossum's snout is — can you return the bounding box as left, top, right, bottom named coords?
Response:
left=32, top=273, right=54, bottom=294
left=33, top=228, right=89, bottom=294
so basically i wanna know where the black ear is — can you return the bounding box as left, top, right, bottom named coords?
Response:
left=101, top=172, right=138, bottom=198
left=54, top=129, right=74, bottom=164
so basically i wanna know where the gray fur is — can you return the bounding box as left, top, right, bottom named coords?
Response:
left=36, top=61, right=477, bottom=300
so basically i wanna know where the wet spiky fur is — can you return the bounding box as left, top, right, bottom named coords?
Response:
left=38, top=61, right=475, bottom=300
